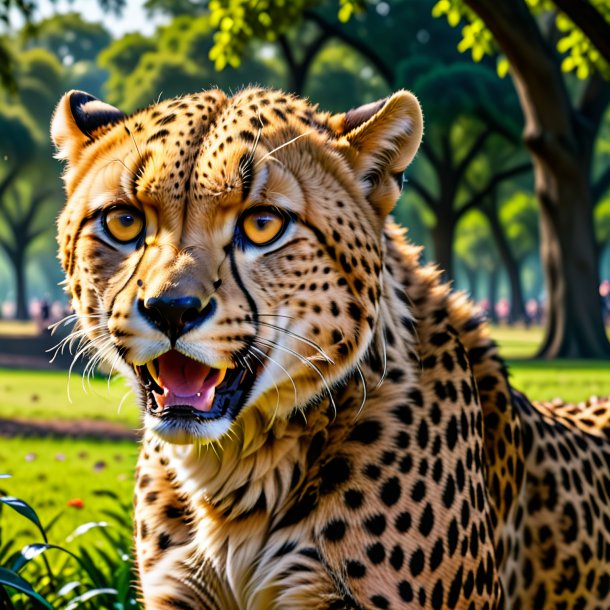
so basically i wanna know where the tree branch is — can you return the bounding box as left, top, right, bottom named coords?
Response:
left=421, top=141, right=442, bottom=173
left=464, top=0, right=576, bottom=172
left=551, top=0, right=610, bottom=64
left=458, top=162, right=532, bottom=217
left=277, top=34, right=297, bottom=76
left=303, top=9, right=395, bottom=87
left=455, top=126, right=493, bottom=180
left=0, top=166, right=19, bottom=201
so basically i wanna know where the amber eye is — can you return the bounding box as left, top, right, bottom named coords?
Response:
left=103, top=207, right=145, bottom=243
left=240, top=207, right=287, bottom=247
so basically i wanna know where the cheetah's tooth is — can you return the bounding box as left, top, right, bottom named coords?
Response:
left=215, top=368, right=227, bottom=386
left=146, top=360, right=161, bottom=386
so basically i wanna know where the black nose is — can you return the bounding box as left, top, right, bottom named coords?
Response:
left=139, top=296, right=215, bottom=343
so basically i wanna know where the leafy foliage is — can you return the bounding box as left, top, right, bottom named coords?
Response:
left=0, top=477, right=139, bottom=609
left=432, top=0, right=610, bottom=79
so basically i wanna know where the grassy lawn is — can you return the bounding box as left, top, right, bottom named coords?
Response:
left=0, top=437, right=137, bottom=551
left=0, top=368, right=140, bottom=427
left=489, top=325, right=610, bottom=402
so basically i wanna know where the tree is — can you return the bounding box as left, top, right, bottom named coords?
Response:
left=98, top=14, right=284, bottom=112
left=0, top=35, right=79, bottom=316
left=455, top=210, right=501, bottom=320
left=435, top=0, right=610, bottom=357
left=404, top=60, right=530, bottom=278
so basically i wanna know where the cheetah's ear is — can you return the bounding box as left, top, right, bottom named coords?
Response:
left=329, top=91, right=423, bottom=219
left=51, top=90, right=125, bottom=163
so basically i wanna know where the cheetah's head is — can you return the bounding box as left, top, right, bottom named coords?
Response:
left=51, top=87, right=422, bottom=445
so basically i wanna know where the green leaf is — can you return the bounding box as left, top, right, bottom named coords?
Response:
left=65, top=521, right=109, bottom=543
left=10, top=542, right=82, bottom=573
left=64, top=587, right=118, bottom=610
left=0, top=497, right=47, bottom=543
left=0, top=567, right=54, bottom=609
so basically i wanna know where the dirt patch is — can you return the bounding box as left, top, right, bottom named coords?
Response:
left=0, top=417, right=140, bottom=441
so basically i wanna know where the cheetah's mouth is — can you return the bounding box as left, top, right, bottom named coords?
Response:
left=135, top=350, right=257, bottom=426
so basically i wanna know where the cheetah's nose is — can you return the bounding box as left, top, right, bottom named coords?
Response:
left=139, top=296, right=216, bottom=344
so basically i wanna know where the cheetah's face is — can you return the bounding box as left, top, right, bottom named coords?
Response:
left=51, top=88, right=422, bottom=444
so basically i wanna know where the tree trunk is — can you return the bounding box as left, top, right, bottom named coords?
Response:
left=464, top=266, right=478, bottom=300
left=10, top=249, right=28, bottom=321
left=535, top=170, right=607, bottom=357
left=487, top=270, right=499, bottom=324
left=431, top=218, right=455, bottom=281
left=464, top=0, right=610, bottom=358
left=485, top=206, right=528, bottom=324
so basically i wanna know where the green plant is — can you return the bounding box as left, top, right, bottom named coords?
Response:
left=0, top=476, right=140, bottom=609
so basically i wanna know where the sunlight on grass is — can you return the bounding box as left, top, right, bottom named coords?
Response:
left=0, top=437, right=137, bottom=551
left=0, top=369, right=139, bottom=427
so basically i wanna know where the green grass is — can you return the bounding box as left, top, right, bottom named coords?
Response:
left=506, top=360, right=610, bottom=403
left=0, top=368, right=139, bottom=427
left=488, top=325, right=610, bottom=401
left=0, top=437, right=137, bottom=551
left=491, top=324, right=542, bottom=359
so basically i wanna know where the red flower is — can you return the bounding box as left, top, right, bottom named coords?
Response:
left=67, top=498, right=84, bottom=509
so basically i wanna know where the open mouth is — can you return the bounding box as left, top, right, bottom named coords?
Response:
left=135, top=350, right=257, bottom=424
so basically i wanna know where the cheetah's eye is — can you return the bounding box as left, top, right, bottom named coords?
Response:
left=103, top=206, right=145, bottom=244
left=239, top=207, right=287, bottom=247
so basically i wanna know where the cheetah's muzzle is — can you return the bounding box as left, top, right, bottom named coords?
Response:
left=136, top=350, right=257, bottom=426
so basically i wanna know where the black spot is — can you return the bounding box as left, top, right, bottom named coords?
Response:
left=320, top=456, right=351, bottom=494
left=409, top=548, right=425, bottom=576
left=395, top=511, right=412, bottom=533
left=411, top=480, right=426, bottom=502
left=371, top=595, right=389, bottom=609
left=363, top=463, right=381, bottom=480
left=158, top=532, right=172, bottom=550
left=443, top=475, right=456, bottom=508
left=146, top=129, right=169, bottom=143
left=430, top=331, right=451, bottom=346
left=347, top=302, right=361, bottom=321
left=431, top=580, right=444, bottom=610
left=367, top=542, right=385, bottom=564
left=418, top=503, right=434, bottom=537
left=346, top=560, right=366, bottom=578
left=239, top=130, right=256, bottom=143
left=364, top=513, right=386, bottom=536
left=399, top=580, right=414, bottom=602
left=417, top=420, right=429, bottom=449
left=344, top=488, right=364, bottom=510
left=429, top=538, right=444, bottom=572
left=348, top=420, right=381, bottom=444
left=380, top=476, right=401, bottom=506
left=390, top=545, right=404, bottom=571
left=322, top=519, right=346, bottom=542
left=394, top=403, right=413, bottom=425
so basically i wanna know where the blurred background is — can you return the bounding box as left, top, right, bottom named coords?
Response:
left=0, top=0, right=608, bottom=608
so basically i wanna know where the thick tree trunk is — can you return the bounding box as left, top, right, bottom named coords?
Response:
left=431, top=218, right=455, bottom=281
left=464, top=0, right=610, bottom=358
left=535, top=169, right=607, bottom=357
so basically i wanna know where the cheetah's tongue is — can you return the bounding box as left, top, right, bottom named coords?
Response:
left=155, top=351, right=219, bottom=412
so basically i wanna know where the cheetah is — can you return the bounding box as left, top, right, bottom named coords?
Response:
left=51, top=86, right=610, bottom=609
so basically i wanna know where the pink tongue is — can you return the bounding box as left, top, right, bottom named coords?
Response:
left=157, top=351, right=210, bottom=397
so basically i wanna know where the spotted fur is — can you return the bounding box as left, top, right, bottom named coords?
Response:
left=52, top=87, right=610, bottom=609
